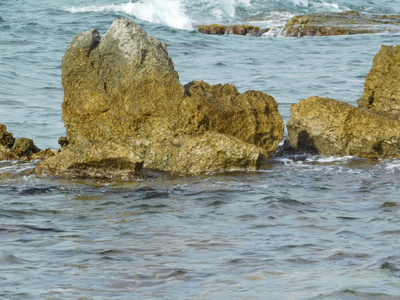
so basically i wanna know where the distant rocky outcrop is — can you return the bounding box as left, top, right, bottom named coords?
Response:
left=0, top=124, right=54, bottom=161
left=35, top=17, right=284, bottom=178
left=358, top=45, right=400, bottom=114
left=283, top=11, right=400, bottom=37
left=197, top=11, right=400, bottom=38
left=197, top=24, right=270, bottom=36
left=285, top=43, right=400, bottom=159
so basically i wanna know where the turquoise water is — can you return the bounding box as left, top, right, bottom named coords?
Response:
left=1, top=0, right=400, bottom=298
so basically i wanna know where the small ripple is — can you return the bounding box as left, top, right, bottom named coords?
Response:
left=18, top=186, right=56, bottom=196
left=320, top=289, right=399, bottom=299
left=0, top=224, right=64, bottom=235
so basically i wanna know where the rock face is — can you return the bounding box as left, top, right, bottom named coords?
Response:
left=358, top=45, right=400, bottom=114
left=35, top=17, right=284, bottom=178
left=283, top=11, right=400, bottom=37
left=286, top=97, right=400, bottom=158
left=0, top=123, right=53, bottom=161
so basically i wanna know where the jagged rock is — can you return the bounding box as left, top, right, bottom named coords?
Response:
left=58, top=137, right=69, bottom=149
left=0, top=124, right=15, bottom=148
left=12, top=138, right=40, bottom=157
left=35, top=17, right=284, bottom=178
left=197, top=24, right=270, bottom=36
left=0, top=123, right=55, bottom=161
left=286, top=96, right=400, bottom=158
left=358, top=45, right=400, bottom=114
left=283, top=11, right=400, bottom=37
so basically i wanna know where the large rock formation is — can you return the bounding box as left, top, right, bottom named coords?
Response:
left=358, top=45, right=400, bottom=114
left=35, top=17, right=284, bottom=178
left=286, top=97, right=400, bottom=158
left=283, top=11, right=400, bottom=37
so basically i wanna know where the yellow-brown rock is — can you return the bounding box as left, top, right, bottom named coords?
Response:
left=35, top=17, right=284, bottom=178
left=0, top=123, right=53, bottom=161
left=197, top=24, right=269, bottom=37
left=286, top=97, right=400, bottom=158
left=283, top=11, right=400, bottom=37
left=358, top=45, right=400, bottom=114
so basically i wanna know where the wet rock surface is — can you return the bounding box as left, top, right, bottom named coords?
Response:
left=283, top=11, right=400, bottom=37
left=35, top=17, right=284, bottom=178
left=197, top=24, right=270, bottom=36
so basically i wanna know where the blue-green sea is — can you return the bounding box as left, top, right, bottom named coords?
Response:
left=1, top=0, right=400, bottom=299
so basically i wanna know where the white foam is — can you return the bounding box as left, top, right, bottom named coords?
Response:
left=289, top=0, right=344, bottom=12
left=383, top=159, right=400, bottom=173
left=65, top=0, right=194, bottom=30
left=307, top=156, right=355, bottom=163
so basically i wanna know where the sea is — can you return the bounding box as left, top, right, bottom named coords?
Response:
left=1, top=0, right=400, bottom=299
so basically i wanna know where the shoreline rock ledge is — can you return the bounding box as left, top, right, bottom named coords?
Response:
left=35, top=17, right=284, bottom=178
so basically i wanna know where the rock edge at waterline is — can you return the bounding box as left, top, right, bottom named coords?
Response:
left=34, top=17, right=284, bottom=178
left=0, top=124, right=55, bottom=161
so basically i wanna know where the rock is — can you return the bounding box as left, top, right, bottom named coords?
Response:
left=58, top=137, right=69, bottom=149
left=283, top=11, right=400, bottom=37
left=145, top=132, right=266, bottom=174
left=0, top=124, right=52, bottom=161
left=358, top=45, right=400, bottom=114
left=0, top=124, right=16, bottom=160
left=32, top=148, right=56, bottom=160
left=197, top=24, right=270, bottom=36
left=35, top=17, right=284, bottom=178
left=286, top=96, right=400, bottom=158
left=0, top=124, right=15, bottom=148
left=12, top=138, right=40, bottom=158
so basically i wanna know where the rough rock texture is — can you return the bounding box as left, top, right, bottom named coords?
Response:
left=283, top=11, right=400, bottom=37
left=0, top=123, right=54, bottom=161
left=286, top=97, right=400, bottom=158
left=35, top=17, right=284, bottom=178
left=197, top=24, right=270, bottom=36
left=358, top=45, right=400, bottom=114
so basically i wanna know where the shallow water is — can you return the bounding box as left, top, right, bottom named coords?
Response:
left=1, top=0, right=400, bottom=298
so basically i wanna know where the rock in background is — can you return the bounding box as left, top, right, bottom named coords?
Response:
left=0, top=123, right=54, bottom=161
left=197, top=24, right=270, bottom=36
left=35, top=17, right=284, bottom=178
left=283, top=11, right=400, bottom=37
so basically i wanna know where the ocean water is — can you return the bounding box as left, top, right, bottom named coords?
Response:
left=1, top=0, right=400, bottom=299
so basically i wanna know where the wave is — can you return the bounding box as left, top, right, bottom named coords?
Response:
left=65, top=0, right=194, bottom=30
left=64, top=0, right=398, bottom=31
left=289, top=0, right=343, bottom=11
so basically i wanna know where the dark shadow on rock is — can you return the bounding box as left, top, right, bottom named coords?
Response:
left=296, top=130, right=319, bottom=155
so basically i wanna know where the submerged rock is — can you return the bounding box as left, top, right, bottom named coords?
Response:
left=283, top=11, right=400, bottom=37
left=197, top=24, right=270, bottom=36
left=286, top=97, right=400, bottom=158
left=358, top=45, right=400, bottom=114
left=36, top=17, right=284, bottom=178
